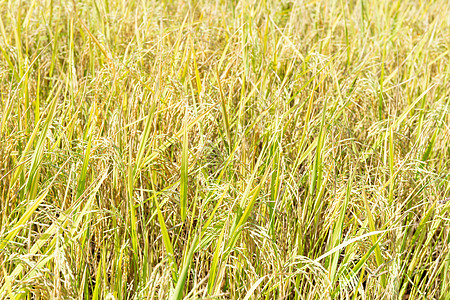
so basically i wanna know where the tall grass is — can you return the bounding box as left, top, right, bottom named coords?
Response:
left=1, top=0, right=450, bottom=299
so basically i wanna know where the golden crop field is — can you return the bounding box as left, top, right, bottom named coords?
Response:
left=1, top=0, right=450, bottom=299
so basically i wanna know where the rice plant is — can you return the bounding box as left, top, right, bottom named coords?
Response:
left=1, top=0, right=449, bottom=299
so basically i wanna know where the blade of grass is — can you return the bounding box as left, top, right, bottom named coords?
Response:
left=170, top=235, right=198, bottom=300
left=151, top=174, right=178, bottom=282
left=180, top=104, right=189, bottom=222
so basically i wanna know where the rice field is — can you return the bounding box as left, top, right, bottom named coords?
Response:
left=1, top=0, right=450, bottom=299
